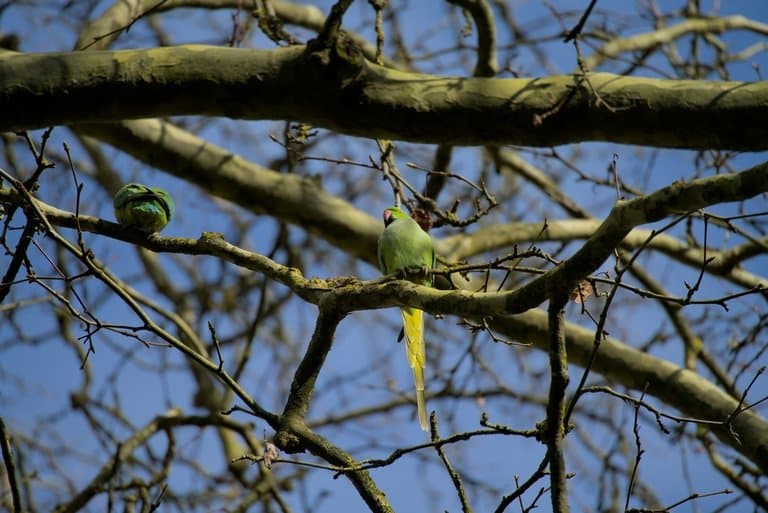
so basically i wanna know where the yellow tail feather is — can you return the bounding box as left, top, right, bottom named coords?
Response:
left=414, top=368, right=428, bottom=431
left=401, top=307, right=427, bottom=431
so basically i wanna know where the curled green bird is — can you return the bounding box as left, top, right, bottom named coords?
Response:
left=377, top=206, right=435, bottom=431
left=113, top=183, right=175, bottom=234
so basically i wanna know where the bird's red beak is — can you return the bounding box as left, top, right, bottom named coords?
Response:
left=383, top=209, right=393, bottom=225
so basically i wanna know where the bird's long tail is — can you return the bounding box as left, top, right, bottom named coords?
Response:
left=401, top=306, right=427, bottom=431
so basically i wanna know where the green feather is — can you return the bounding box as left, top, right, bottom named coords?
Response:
left=113, top=183, right=175, bottom=234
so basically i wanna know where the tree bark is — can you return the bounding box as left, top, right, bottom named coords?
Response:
left=2, top=45, right=767, bottom=149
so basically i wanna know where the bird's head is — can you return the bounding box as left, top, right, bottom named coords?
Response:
left=382, top=206, right=408, bottom=227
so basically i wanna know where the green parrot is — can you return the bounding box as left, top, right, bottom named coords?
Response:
left=377, top=206, right=435, bottom=431
left=113, top=183, right=175, bottom=234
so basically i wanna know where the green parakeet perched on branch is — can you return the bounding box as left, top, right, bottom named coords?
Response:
left=113, top=183, right=175, bottom=234
left=377, top=206, right=435, bottom=431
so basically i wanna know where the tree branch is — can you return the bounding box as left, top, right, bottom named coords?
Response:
left=545, top=296, right=570, bottom=513
left=1, top=45, right=767, bottom=149
left=489, top=310, right=768, bottom=476
left=583, top=15, right=768, bottom=71
left=0, top=417, right=22, bottom=513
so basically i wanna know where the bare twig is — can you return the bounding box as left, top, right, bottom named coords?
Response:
left=0, top=417, right=22, bottom=513
left=563, top=0, right=599, bottom=42
left=430, top=413, right=473, bottom=513
left=625, top=384, right=647, bottom=511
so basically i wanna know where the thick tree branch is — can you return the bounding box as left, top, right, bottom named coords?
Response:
left=288, top=422, right=395, bottom=513
left=273, top=305, right=395, bottom=513
left=1, top=45, right=767, bottom=149
left=447, top=0, right=498, bottom=77
left=545, top=296, right=570, bottom=513
left=489, top=310, right=768, bottom=476
left=281, top=307, right=345, bottom=426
